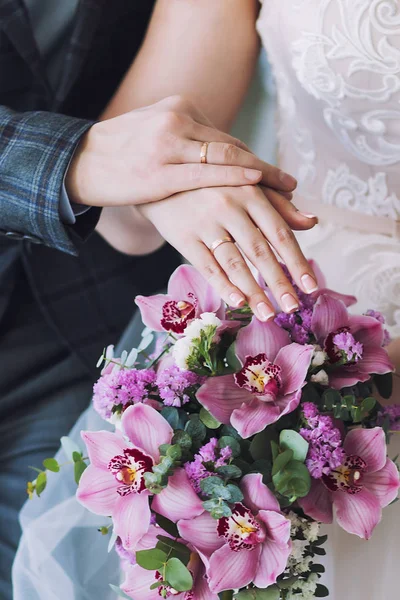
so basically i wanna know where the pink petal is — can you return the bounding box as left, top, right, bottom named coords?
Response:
left=208, top=543, right=260, bottom=593
left=363, top=458, right=400, bottom=508
left=257, top=510, right=291, bottom=548
left=241, top=474, right=280, bottom=513
left=177, top=512, right=222, bottom=557
left=168, top=264, right=222, bottom=314
left=122, top=564, right=160, bottom=600
left=344, top=428, right=387, bottom=473
left=193, top=563, right=219, bottom=600
left=275, top=389, right=302, bottom=418
left=236, top=317, right=290, bottom=364
left=76, top=465, right=118, bottom=515
left=231, top=396, right=281, bottom=439
left=196, top=375, right=250, bottom=425
left=231, top=397, right=281, bottom=439
left=81, top=430, right=126, bottom=470
left=298, top=480, right=333, bottom=523
left=122, top=403, right=173, bottom=462
left=253, top=514, right=291, bottom=588
left=359, top=345, right=394, bottom=376
left=135, top=293, right=170, bottom=332
left=311, top=295, right=349, bottom=345
left=328, top=366, right=370, bottom=390
left=334, top=487, right=382, bottom=539
left=113, top=491, right=151, bottom=550
left=313, top=288, right=356, bottom=308
left=349, top=315, right=384, bottom=347
left=152, top=468, right=204, bottom=523
left=136, top=524, right=172, bottom=551
left=274, top=343, right=313, bottom=395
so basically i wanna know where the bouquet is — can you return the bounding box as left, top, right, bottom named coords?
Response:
left=29, top=263, right=400, bottom=600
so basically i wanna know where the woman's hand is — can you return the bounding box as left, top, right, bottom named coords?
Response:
left=137, top=185, right=318, bottom=321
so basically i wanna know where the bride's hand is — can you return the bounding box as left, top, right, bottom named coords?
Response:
left=138, top=185, right=318, bottom=321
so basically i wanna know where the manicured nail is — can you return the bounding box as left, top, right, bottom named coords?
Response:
left=230, top=293, right=245, bottom=308
left=281, top=293, right=299, bottom=313
left=301, top=274, right=318, bottom=294
left=279, top=170, right=297, bottom=188
left=298, top=211, right=318, bottom=219
left=245, top=169, right=262, bottom=182
left=256, top=302, right=275, bottom=322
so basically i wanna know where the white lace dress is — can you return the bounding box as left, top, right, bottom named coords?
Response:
left=257, top=2, right=400, bottom=598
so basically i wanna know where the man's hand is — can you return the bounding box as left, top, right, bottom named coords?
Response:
left=65, top=96, right=297, bottom=207
left=137, top=185, right=318, bottom=321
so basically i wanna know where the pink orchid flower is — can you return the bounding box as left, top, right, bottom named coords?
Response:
left=299, top=427, right=400, bottom=539
left=76, top=403, right=174, bottom=550
left=173, top=474, right=291, bottom=594
left=311, top=295, right=393, bottom=389
left=135, top=264, right=223, bottom=335
left=196, top=317, right=314, bottom=438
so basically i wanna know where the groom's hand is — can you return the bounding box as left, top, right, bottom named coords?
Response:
left=138, top=185, right=318, bottom=321
left=65, top=95, right=297, bottom=207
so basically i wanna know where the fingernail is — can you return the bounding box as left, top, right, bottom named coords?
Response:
left=279, top=170, right=297, bottom=188
left=230, top=293, right=245, bottom=308
left=281, top=293, right=299, bottom=313
left=245, top=169, right=262, bottom=182
left=256, top=302, right=275, bottom=322
left=298, top=211, right=318, bottom=219
left=301, top=274, right=318, bottom=294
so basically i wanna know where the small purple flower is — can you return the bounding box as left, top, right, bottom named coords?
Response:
left=377, top=404, right=400, bottom=432
left=300, top=403, right=345, bottom=479
left=93, top=368, right=157, bottom=420
left=184, top=438, right=232, bottom=494
left=156, top=365, right=201, bottom=407
left=275, top=308, right=314, bottom=345
left=332, top=330, right=363, bottom=363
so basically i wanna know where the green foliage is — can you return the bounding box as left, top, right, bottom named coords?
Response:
left=164, top=557, right=193, bottom=592
left=42, top=458, right=60, bottom=473
left=271, top=449, right=293, bottom=477
left=234, top=586, right=280, bottom=599
left=185, top=415, right=206, bottom=445
left=218, top=436, right=241, bottom=458
left=315, top=584, right=330, bottom=597
left=199, top=407, right=221, bottom=429
left=35, top=471, right=47, bottom=497
left=202, top=498, right=232, bottom=519
left=136, top=548, right=167, bottom=570
left=215, top=464, right=242, bottom=479
left=156, top=536, right=191, bottom=565
left=154, top=513, right=179, bottom=538
left=279, top=430, right=309, bottom=462
left=74, top=459, right=87, bottom=484
left=161, top=407, right=180, bottom=430
left=172, top=430, right=192, bottom=450
left=225, top=342, right=242, bottom=372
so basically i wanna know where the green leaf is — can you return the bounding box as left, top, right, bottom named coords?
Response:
left=166, top=444, right=182, bottom=461
left=221, top=425, right=242, bottom=441
left=74, top=460, right=87, bottom=484
left=215, top=464, right=242, bottom=479
left=155, top=513, right=179, bottom=538
left=225, top=342, right=242, bottom=372
left=165, top=557, right=193, bottom=592
left=161, top=407, right=180, bottom=430
left=279, top=430, right=309, bottom=463
left=273, top=460, right=311, bottom=499
left=234, top=586, right=280, bottom=599
left=172, top=430, right=192, bottom=450
left=199, top=407, right=221, bottom=429
left=277, top=576, right=299, bottom=589
left=156, top=536, right=190, bottom=558
left=272, top=449, right=293, bottom=476
left=72, top=451, right=82, bottom=463
left=225, top=484, right=244, bottom=503
left=315, top=584, right=330, bottom=597
left=271, top=441, right=279, bottom=462
left=136, top=548, right=167, bottom=571
left=200, top=476, right=224, bottom=495
left=203, top=499, right=232, bottom=519
left=218, top=436, right=241, bottom=458
left=150, top=581, right=164, bottom=590
left=109, top=584, right=133, bottom=599
left=310, top=564, right=325, bottom=574
left=360, top=396, right=376, bottom=416
left=313, top=546, right=326, bottom=556
left=185, top=416, right=206, bottom=444
left=250, top=428, right=277, bottom=461
left=322, top=388, right=341, bottom=411
left=343, top=395, right=355, bottom=410
left=314, top=534, right=328, bottom=546
left=42, top=458, right=60, bottom=473
left=35, top=471, right=47, bottom=497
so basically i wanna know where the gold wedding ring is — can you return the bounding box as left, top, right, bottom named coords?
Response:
left=209, top=236, right=234, bottom=254
left=200, top=142, right=209, bottom=164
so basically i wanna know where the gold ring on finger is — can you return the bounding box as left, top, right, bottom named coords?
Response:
left=209, top=236, right=235, bottom=254
left=200, top=142, right=209, bottom=164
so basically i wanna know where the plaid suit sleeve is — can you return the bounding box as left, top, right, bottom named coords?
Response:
left=0, top=106, right=101, bottom=255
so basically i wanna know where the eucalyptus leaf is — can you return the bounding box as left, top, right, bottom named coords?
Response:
left=272, top=449, right=293, bottom=477
left=136, top=548, right=167, bottom=571
left=165, top=557, right=193, bottom=592
left=200, top=476, right=224, bottom=495
left=43, top=458, right=60, bottom=473
left=185, top=416, right=206, bottom=444
left=225, top=342, right=242, bottom=372
left=360, top=397, right=376, bottom=415
left=35, top=471, right=47, bottom=497
left=172, top=430, right=192, bottom=449
left=322, top=388, right=341, bottom=410
left=215, top=464, right=242, bottom=479
left=218, top=436, right=241, bottom=458
left=279, top=430, right=309, bottom=463
left=161, top=407, right=180, bottom=430
left=199, top=407, right=221, bottom=429
left=225, top=484, right=244, bottom=503
left=74, top=460, right=87, bottom=485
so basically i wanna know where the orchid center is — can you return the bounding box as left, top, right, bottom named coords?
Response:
left=108, top=448, right=153, bottom=496
left=322, top=454, right=366, bottom=495
left=235, top=353, right=282, bottom=398
left=161, top=293, right=197, bottom=334
left=217, top=503, right=266, bottom=551
left=324, top=327, right=363, bottom=365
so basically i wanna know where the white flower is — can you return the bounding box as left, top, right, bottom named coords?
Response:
left=107, top=411, right=123, bottom=431
left=304, top=521, right=320, bottom=543
left=311, top=369, right=329, bottom=385
left=185, top=313, right=222, bottom=341
left=172, top=336, right=194, bottom=370
left=311, top=345, right=327, bottom=367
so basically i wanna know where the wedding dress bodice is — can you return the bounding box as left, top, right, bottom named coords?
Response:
left=257, top=0, right=400, bottom=337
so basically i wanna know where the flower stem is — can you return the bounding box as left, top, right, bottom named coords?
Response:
left=221, top=591, right=234, bottom=600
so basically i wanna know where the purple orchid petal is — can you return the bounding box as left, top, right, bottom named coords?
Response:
left=311, top=295, right=349, bottom=345
left=328, top=366, right=370, bottom=390
left=196, top=375, right=250, bottom=425
left=81, top=430, right=127, bottom=470
left=334, top=487, right=382, bottom=539
left=275, top=389, right=302, bottom=419
left=76, top=465, right=118, bottom=515
left=113, top=492, right=151, bottom=550
left=231, top=397, right=281, bottom=439
left=363, top=458, right=400, bottom=508
left=349, top=314, right=384, bottom=347
left=298, top=479, right=333, bottom=524
left=343, top=428, right=387, bottom=473
left=192, top=558, right=219, bottom=600
left=253, top=512, right=291, bottom=588
left=177, top=512, right=222, bottom=557
left=136, top=524, right=171, bottom=552
left=313, top=288, right=356, bottom=308
left=236, top=317, right=290, bottom=364
left=208, top=543, right=261, bottom=594
left=122, top=564, right=160, bottom=600
left=274, top=343, right=313, bottom=395
left=152, top=468, right=204, bottom=523
left=241, top=474, right=280, bottom=513
left=135, top=294, right=170, bottom=332
left=358, top=346, right=394, bottom=376
left=122, top=404, right=173, bottom=462
left=168, top=264, right=222, bottom=314
left=258, top=510, right=291, bottom=548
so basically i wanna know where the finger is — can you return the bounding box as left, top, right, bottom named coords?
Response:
left=179, top=139, right=297, bottom=191
left=203, top=234, right=275, bottom=322
left=182, top=241, right=247, bottom=309
left=164, top=163, right=262, bottom=194
left=261, top=186, right=318, bottom=230
left=246, top=188, right=319, bottom=296
left=189, top=122, right=251, bottom=152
